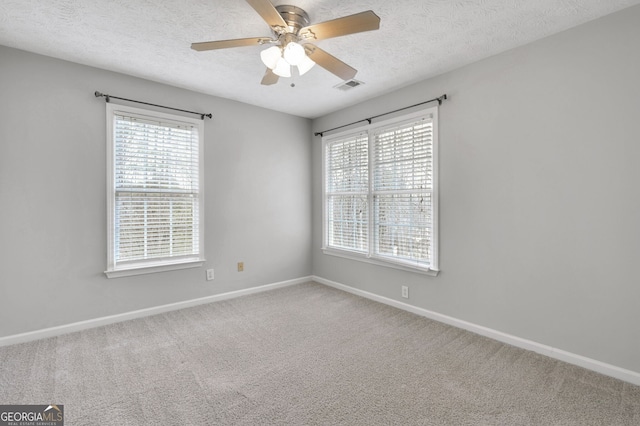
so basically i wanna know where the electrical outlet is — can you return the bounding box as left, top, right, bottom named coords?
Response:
left=401, top=285, right=409, bottom=299
left=206, top=269, right=214, bottom=281
left=237, top=262, right=244, bottom=272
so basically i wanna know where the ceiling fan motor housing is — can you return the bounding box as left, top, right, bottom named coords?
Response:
left=275, top=5, right=310, bottom=35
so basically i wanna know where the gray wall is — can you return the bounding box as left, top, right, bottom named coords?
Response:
left=0, top=45, right=312, bottom=337
left=312, top=6, right=640, bottom=373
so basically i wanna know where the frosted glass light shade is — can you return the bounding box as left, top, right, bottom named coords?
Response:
left=273, top=57, right=291, bottom=77
left=283, top=42, right=306, bottom=66
left=260, top=46, right=282, bottom=70
left=297, top=54, right=316, bottom=75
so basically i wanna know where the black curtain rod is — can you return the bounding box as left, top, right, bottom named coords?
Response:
left=314, top=94, right=447, bottom=137
left=94, top=91, right=212, bottom=120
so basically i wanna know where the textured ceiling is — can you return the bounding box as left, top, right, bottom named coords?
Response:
left=1, top=0, right=639, bottom=118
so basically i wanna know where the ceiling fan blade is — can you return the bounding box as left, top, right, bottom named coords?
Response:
left=299, top=11, right=380, bottom=41
left=305, top=44, right=357, bottom=81
left=261, top=68, right=279, bottom=85
left=191, top=37, right=270, bottom=51
left=246, top=0, right=287, bottom=29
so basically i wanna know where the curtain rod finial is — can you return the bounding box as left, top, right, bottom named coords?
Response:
left=95, top=91, right=110, bottom=102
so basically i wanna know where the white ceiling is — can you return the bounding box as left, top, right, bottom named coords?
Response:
left=1, top=0, right=639, bottom=119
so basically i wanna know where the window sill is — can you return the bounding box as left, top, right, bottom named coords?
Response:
left=322, top=248, right=439, bottom=276
left=105, top=259, right=205, bottom=278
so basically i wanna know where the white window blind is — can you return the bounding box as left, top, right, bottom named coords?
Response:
left=325, top=134, right=369, bottom=252
left=373, top=119, right=434, bottom=268
left=106, top=104, right=204, bottom=277
left=323, top=107, right=438, bottom=274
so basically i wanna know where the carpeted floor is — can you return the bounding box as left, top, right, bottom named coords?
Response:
left=1, top=281, right=639, bottom=425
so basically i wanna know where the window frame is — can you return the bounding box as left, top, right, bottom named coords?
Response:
left=105, top=103, right=205, bottom=278
left=322, top=106, right=439, bottom=276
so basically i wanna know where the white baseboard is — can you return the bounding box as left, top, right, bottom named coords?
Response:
left=0, top=276, right=312, bottom=348
left=312, top=275, right=640, bottom=387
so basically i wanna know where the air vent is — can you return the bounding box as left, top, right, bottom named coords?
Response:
left=334, top=79, right=364, bottom=91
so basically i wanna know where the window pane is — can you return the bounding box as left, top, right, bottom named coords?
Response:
left=327, top=195, right=368, bottom=252
left=115, top=193, right=198, bottom=262
left=326, top=134, right=368, bottom=193
left=374, top=121, right=433, bottom=191
left=115, top=116, right=198, bottom=193
left=374, top=193, right=432, bottom=264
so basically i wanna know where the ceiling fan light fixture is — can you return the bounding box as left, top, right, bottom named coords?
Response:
left=283, top=41, right=306, bottom=66
left=260, top=46, right=282, bottom=69
left=273, top=57, right=292, bottom=77
left=297, top=54, right=316, bottom=75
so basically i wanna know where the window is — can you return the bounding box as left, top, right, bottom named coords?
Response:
left=105, top=104, right=204, bottom=278
left=323, top=107, right=438, bottom=274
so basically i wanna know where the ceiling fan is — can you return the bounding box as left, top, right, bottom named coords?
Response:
left=191, top=0, right=380, bottom=85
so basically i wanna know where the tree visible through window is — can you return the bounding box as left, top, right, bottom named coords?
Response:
left=323, top=107, right=438, bottom=273
left=105, top=104, right=204, bottom=277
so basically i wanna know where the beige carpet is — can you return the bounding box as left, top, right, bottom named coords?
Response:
left=1, top=281, right=639, bottom=425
